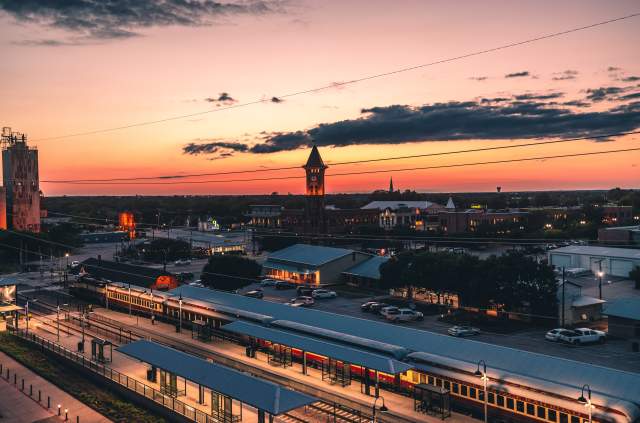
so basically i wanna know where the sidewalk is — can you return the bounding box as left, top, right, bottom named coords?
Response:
left=0, top=350, right=111, bottom=423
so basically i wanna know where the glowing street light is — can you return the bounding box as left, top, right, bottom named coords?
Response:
left=578, top=384, right=592, bottom=423
left=474, top=360, right=489, bottom=423
left=372, top=396, right=388, bottom=423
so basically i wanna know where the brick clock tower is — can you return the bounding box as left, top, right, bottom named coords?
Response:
left=303, top=145, right=328, bottom=233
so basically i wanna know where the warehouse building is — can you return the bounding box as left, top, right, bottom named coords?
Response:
left=262, top=244, right=372, bottom=285
left=603, top=298, right=640, bottom=340
left=548, top=246, right=640, bottom=278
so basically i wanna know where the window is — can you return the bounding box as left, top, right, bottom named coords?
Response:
left=428, top=376, right=434, bottom=385
left=570, top=416, right=580, bottom=423
left=452, top=383, right=459, bottom=394
left=506, top=398, right=515, bottom=410
left=469, top=387, right=477, bottom=399
left=461, top=385, right=468, bottom=396
left=444, top=381, right=450, bottom=390
left=537, top=406, right=546, bottom=419
left=488, top=393, right=495, bottom=404
left=526, top=403, right=535, bottom=415
left=547, top=409, right=557, bottom=422
left=411, top=372, right=419, bottom=383
left=497, top=395, right=505, bottom=407
left=516, top=401, right=524, bottom=413
left=478, top=390, right=484, bottom=401
left=559, top=413, right=568, bottom=423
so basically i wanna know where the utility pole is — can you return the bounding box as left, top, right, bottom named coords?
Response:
left=598, top=260, right=603, bottom=300
left=561, top=267, right=566, bottom=327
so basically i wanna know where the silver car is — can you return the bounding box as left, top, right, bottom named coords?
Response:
left=448, top=325, right=480, bottom=337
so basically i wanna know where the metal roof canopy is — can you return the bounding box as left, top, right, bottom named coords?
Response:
left=266, top=244, right=355, bottom=267
left=0, top=278, right=18, bottom=287
left=604, top=297, right=640, bottom=321
left=117, top=340, right=316, bottom=415
left=224, top=321, right=413, bottom=375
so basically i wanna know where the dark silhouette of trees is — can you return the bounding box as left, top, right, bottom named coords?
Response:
left=201, top=255, right=262, bottom=291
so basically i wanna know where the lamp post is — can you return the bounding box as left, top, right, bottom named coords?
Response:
left=178, top=294, right=183, bottom=333
left=105, top=282, right=109, bottom=310
left=372, top=396, right=388, bottom=423
left=25, top=298, right=30, bottom=335
left=597, top=269, right=604, bottom=300
left=128, top=284, right=132, bottom=316
left=578, top=384, right=592, bottom=423
left=56, top=303, right=60, bottom=342
left=474, top=360, right=488, bottom=423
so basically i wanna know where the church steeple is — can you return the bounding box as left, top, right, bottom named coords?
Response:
left=389, top=176, right=394, bottom=193
left=303, top=145, right=327, bottom=233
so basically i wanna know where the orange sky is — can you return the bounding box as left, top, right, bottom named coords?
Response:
left=0, top=0, right=638, bottom=195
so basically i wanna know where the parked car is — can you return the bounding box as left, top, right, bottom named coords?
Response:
left=260, top=279, right=278, bottom=287
left=288, top=296, right=314, bottom=307
left=244, top=290, right=264, bottom=299
left=545, top=328, right=575, bottom=342
left=448, top=325, right=480, bottom=337
left=387, top=308, right=424, bottom=322
left=296, top=286, right=314, bottom=297
left=174, top=259, right=192, bottom=266
left=368, top=302, right=389, bottom=313
left=312, top=289, right=337, bottom=299
left=360, top=301, right=379, bottom=312
left=379, top=306, right=400, bottom=318
left=188, top=280, right=204, bottom=288
left=275, top=281, right=296, bottom=290
left=562, top=328, right=607, bottom=345
left=70, top=260, right=80, bottom=269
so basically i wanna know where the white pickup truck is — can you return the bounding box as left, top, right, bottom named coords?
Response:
left=560, top=328, right=607, bottom=345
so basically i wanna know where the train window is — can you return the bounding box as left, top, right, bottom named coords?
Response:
left=488, top=392, right=495, bottom=404
left=537, top=406, right=546, bottom=419
left=526, top=403, right=535, bottom=415
left=460, top=385, right=468, bottom=396
left=497, top=395, right=505, bottom=407
left=411, top=372, right=419, bottom=383
left=516, top=400, right=524, bottom=413
left=428, top=376, right=434, bottom=385
left=570, top=416, right=579, bottom=423
left=420, top=374, right=427, bottom=384
left=436, top=379, right=443, bottom=388
left=478, top=390, right=484, bottom=401
left=506, top=398, right=514, bottom=410
left=469, top=387, right=476, bottom=399
left=547, top=409, right=557, bottom=422
left=559, top=413, right=568, bottom=423
left=452, top=383, right=459, bottom=394
left=444, top=381, right=450, bottom=390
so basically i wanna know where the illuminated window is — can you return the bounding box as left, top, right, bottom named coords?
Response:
left=570, top=416, right=580, bottom=423
left=559, top=413, right=568, bottom=423
left=452, top=383, right=459, bottom=394
left=444, top=381, right=450, bottom=390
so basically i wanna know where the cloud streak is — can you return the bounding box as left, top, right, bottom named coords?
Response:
left=1, top=0, right=281, bottom=44
left=505, top=71, right=530, bottom=78
left=205, top=92, right=237, bottom=106
left=184, top=96, right=640, bottom=158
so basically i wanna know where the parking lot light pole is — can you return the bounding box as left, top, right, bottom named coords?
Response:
left=178, top=294, right=183, bottom=333
left=597, top=269, right=604, bottom=300
left=474, top=360, right=488, bottom=423
left=578, top=384, right=592, bottom=423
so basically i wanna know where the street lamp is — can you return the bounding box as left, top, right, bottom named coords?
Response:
left=178, top=293, right=183, bottom=333
left=474, top=360, right=488, bottom=423
left=578, top=384, right=592, bottom=423
left=372, top=396, right=388, bottom=423
left=597, top=270, right=604, bottom=300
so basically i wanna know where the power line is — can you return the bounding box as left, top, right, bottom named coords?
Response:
left=40, top=130, right=640, bottom=183
left=31, top=13, right=640, bottom=143
left=41, top=146, right=640, bottom=185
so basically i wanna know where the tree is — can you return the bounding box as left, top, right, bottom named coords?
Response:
left=201, top=255, right=262, bottom=291
left=631, top=266, right=640, bottom=290
left=135, top=238, right=191, bottom=263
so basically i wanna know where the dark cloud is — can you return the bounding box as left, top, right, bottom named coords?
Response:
left=469, top=76, right=488, bottom=81
left=480, top=97, right=510, bottom=103
left=182, top=141, right=248, bottom=157
left=205, top=92, right=237, bottom=106
left=1, top=0, right=280, bottom=44
left=271, top=96, right=284, bottom=103
left=585, top=85, right=640, bottom=102
left=620, top=92, right=640, bottom=101
left=552, top=70, right=578, bottom=81
left=621, top=76, right=640, bottom=82
left=505, top=71, right=530, bottom=78
left=562, top=100, right=591, bottom=108
left=608, top=66, right=621, bottom=72
left=183, top=98, right=640, bottom=158
left=514, top=92, right=564, bottom=101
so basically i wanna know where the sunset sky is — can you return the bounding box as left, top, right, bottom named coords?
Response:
left=0, top=0, right=639, bottom=196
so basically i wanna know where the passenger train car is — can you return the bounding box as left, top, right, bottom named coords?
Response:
left=70, top=279, right=640, bottom=423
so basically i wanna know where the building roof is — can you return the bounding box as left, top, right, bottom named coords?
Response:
left=168, top=285, right=640, bottom=415
left=304, top=145, right=326, bottom=168
left=445, top=196, right=456, bottom=209
left=265, top=244, right=356, bottom=267
left=603, top=297, right=640, bottom=321
left=342, top=256, right=389, bottom=280
left=117, top=340, right=316, bottom=415
left=549, top=245, right=640, bottom=260
left=0, top=277, right=18, bottom=287
left=571, top=296, right=606, bottom=308
left=361, top=201, right=439, bottom=211
left=80, top=258, right=172, bottom=288
left=223, top=321, right=412, bottom=374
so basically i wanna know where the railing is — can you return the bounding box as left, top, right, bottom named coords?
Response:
left=9, top=327, right=221, bottom=423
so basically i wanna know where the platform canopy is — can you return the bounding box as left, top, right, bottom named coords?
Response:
left=117, top=340, right=316, bottom=415
left=223, top=320, right=413, bottom=375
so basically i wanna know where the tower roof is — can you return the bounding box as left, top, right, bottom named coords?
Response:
left=304, top=145, right=327, bottom=168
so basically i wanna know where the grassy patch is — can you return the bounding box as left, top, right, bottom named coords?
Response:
left=0, top=333, right=167, bottom=423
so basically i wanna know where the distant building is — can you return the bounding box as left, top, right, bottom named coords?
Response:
left=118, top=211, right=136, bottom=239
left=603, top=298, right=640, bottom=339
left=0, top=186, right=6, bottom=230
left=79, top=231, right=129, bottom=244
left=342, top=255, right=389, bottom=287
left=361, top=200, right=444, bottom=231
left=303, top=145, right=328, bottom=233
left=1, top=128, right=41, bottom=233
left=246, top=205, right=284, bottom=228
left=598, top=225, right=640, bottom=245
left=600, top=204, right=634, bottom=225
left=557, top=280, right=605, bottom=326
left=262, top=243, right=372, bottom=285
left=197, top=216, right=220, bottom=232
left=437, top=208, right=528, bottom=234
left=548, top=246, right=640, bottom=278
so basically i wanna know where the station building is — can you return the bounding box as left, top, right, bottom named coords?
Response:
left=548, top=246, right=640, bottom=278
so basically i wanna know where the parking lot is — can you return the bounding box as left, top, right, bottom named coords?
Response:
left=241, top=282, right=640, bottom=373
